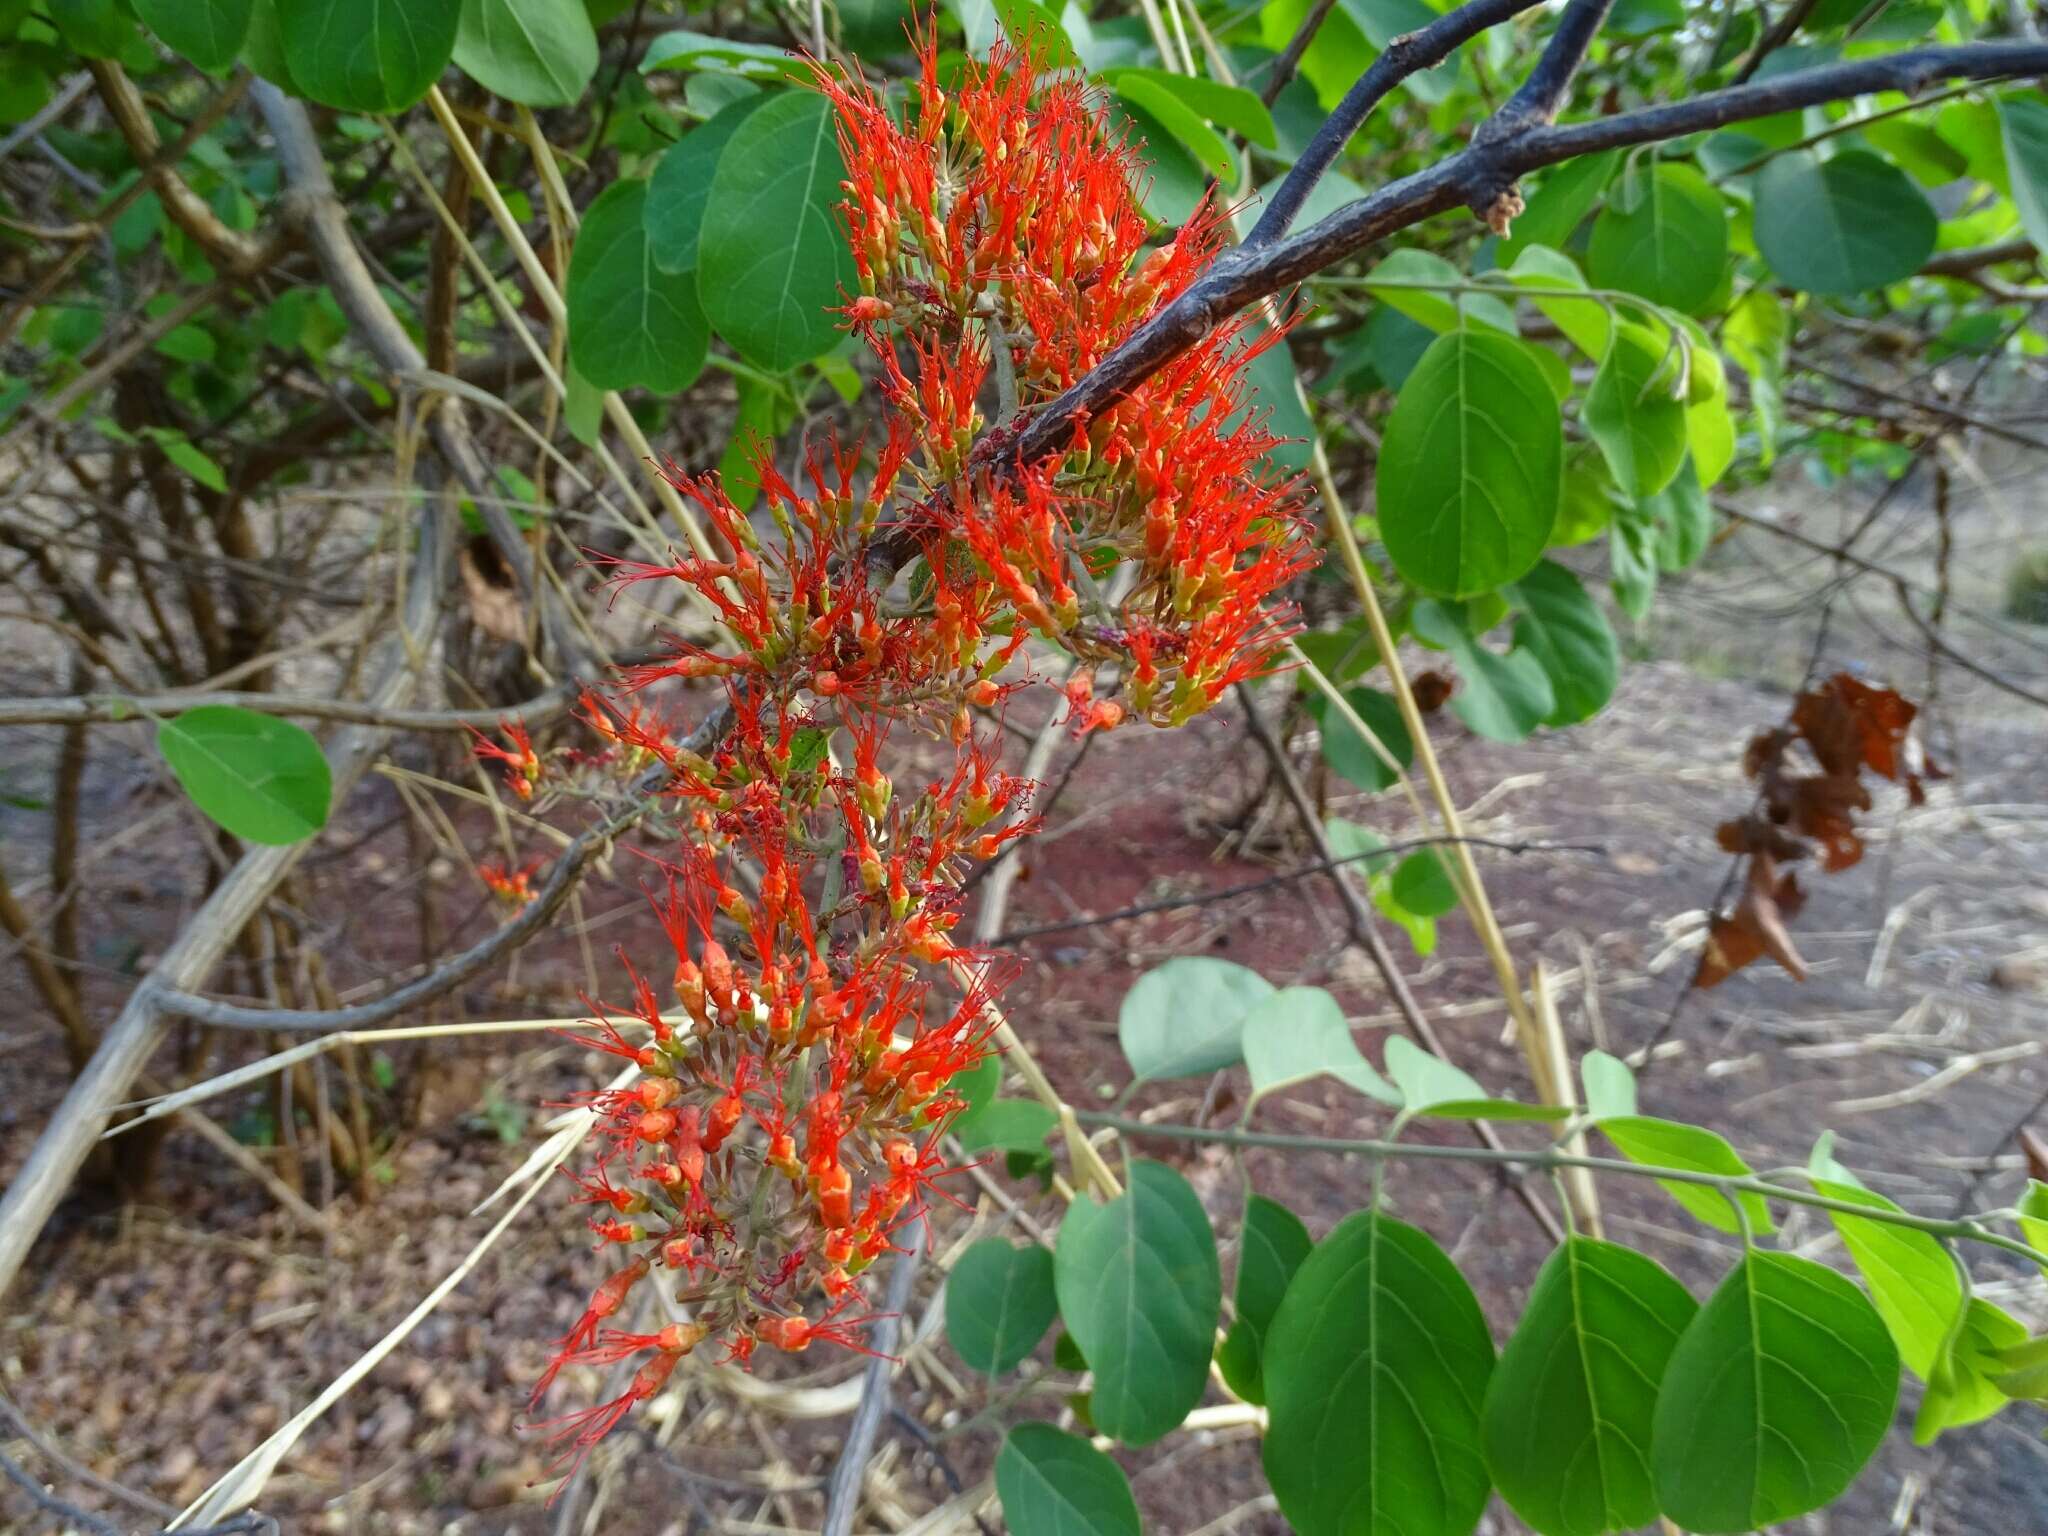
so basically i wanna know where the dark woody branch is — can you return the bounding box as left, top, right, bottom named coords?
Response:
left=996, top=41, right=2048, bottom=474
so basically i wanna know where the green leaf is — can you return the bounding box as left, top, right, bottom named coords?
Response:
left=647, top=94, right=770, bottom=276
left=277, top=0, right=462, bottom=113
left=1579, top=1049, right=1636, bottom=1119
left=1216, top=1194, right=1313, bottom=1404
left=1482, top=1237, right=1698, bottom=1536
left=1118, top=955, right=1275, bottom=1080
left=1108, top=92, right=1208, bottom=226
left=1999, top=95, right=2048, bottom=255
left=48, top=0, right=136, bottom=57
left=1105, top=77, right=1235, bottom=179
left=1586, top=162, right=1726, bottom=315
left=1377, top=329, right=1561, bottom=599
left=158, top=706, right=333, bottom=846
left=1383, top=1036, right=1481, bottom=1110
left=1501, top=151, right=1619, bottom=263
left=1389, top=851, right=1458, bottom=918
left=1242, top=985, right=1400, bottom=1107
left=1609, top=502, right=1659, bottom=621
left=239, top=0, right=298, bottom=88
left=952, top=1096, right=1056, bottom=1157
left=453, top=0, right=598, bottom=106
left=1385, top=1034, right=1568, bottom=1122
left=134, top=0, right=253, bottom=71
left=1752, top=149, right=1936, bottom=295
left=1644, top=456, right=1712, bottom=569
left=640, top=28, right=797, bottom=78
left=1651, top=1250, right=1900, bottom=1533
left=1358, top=304, right=1434, bottom=389
left=1722, top=287, right=1787, bottom=463
left=1304, top=684, right=1411, bottom=792
left=1326, top=820, right=1438, bottom=956
left=1227, top=316, right=1314, bottom=472
left=995, top=0, right=1079, bottom=67
left=1410, top=600, right=1556, bottom=743
left=567, top=179, right=708, bottom=393
left=1501, top=243, right=1610, bottom=360
left=1584, top=321, right=1688, bottom=500
left=1099, top=67, right=1275, bottom=148
left=155, top=324, right=218, bottom=365
left=1054, top=1160, right=1222, bottom=1445
left=1505, top=560, right=1619, bottom=727
left=1262, top=1211, right=1496, bottom=1536
left=563, top=354, right=603, bottom=445
left=2020, top=1178, right=2048, bottom=1255
left=946, top=1240, right=1057, bottom=1375
left=1990, top=1324, right=2048, bottom=1402
left=1599, top=1115, right=1772, bottom=1234
left=835, top=0, right=910, bottom=47
left=141, top=428, right=229, bottom=494
left=1361, top=248, right=1516, bottom=337
left=1806, top=1148, right=1963, bottom=1381
left=698, top=91, right=857, bottom=372
left=995, top=1424, right=1141, bottom=1536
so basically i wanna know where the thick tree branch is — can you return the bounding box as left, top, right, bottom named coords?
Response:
left=1490, top=0, right=1617, bottom=126
left=1249, top=0, right=1541, bottom=245
left=999, top=42, right=2048, bottom=472
left=86, top=59, right=286, bottom=275
left=1256, top=0, right=1342, bottom=106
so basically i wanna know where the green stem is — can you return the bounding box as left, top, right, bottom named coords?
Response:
left=1074, top=1111, right=2048, bottom=1269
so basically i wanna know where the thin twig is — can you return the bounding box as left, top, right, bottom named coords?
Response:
left=995, top=833, right=1601, bottom=943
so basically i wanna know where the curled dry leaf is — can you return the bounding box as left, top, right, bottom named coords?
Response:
left=460, top=536, right=528, bottom=645
left=1410, top=669, right=1457, bottom=712
left=1698, top=853, right=1808, bottom=988
left=1695, top=672, right=1936, bottom=989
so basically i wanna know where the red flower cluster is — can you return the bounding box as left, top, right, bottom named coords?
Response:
left=517, top=33, right=1313, bottom=1484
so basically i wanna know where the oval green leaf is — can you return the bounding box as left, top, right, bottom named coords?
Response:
left=1586, top=162, right=1726, bottom=314
left=1389, top=850, right=1458, bottom=918
left=277, top=0, right=462, bottom=113
left=946, top=1239, right=1058, bottom=1375
left=1804, top=1141, right=1963, bottom=1382
left=567, top=179, right=709, bottom=393
left=135, top=0, right=253, bottom=71
left=646, top=94, right=770, bottom=275
left=1378, top=328, right=1561, bottom=599
left=1579, top=1049, right=1637, bottom=1120
left=1306, top=684, right=1412, bottom=792
left=1651, top=1249, right=1899, bottom=1532
left=1482, top=1237, right=1698, bottom=1536
left=1501, top=150, right=1618, bottom=262
left=453, top=0, right=599, bottom=107
left=1053, top=1160, right=1221, bottom=1445
left=697, top=90, right=857, bottom=371
left=1243, top=985, right=1400, bottom=1108
left=1598, top=1114, right=1773, bottom=1234
left=1216, top=1193, right=1313, bottom=1405
left=1410, top=600, right=1556, bottom=743
left=1505, top=560, right=1619, bottom=727
left=1998, top=95, right=2048, bottom=255
left=1118, top=955, right=1275, bottom=1081
left=1263, top=1210, right=1497, bottom=1536
left=1752, top=149, right=1936, bottom=295
left=1584, top=322, right=1688, bottom=500
left=995, top=1423, right=1141, bottom=1536
left=158, top=705, right=333, bottom=845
